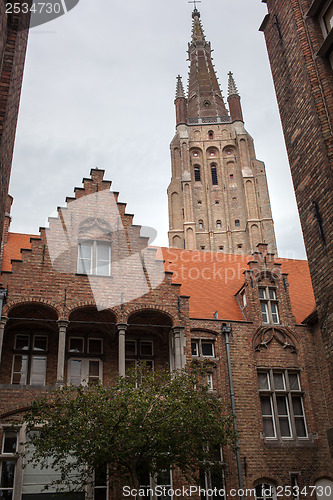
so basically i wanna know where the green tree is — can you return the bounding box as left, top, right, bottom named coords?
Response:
left=24, top=366, right=235, bottom=495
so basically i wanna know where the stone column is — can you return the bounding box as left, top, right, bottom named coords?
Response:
left=117, top=323, right=128, bottom=377
left=57, top=320, right=69, bottom=384
left=173, top=327, right=184, bottom=370
left=0, top=317, right=8, bottom=363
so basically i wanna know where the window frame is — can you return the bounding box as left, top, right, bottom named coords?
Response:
left=11, top=334, right=48, bottom=386
left=67, top=358, right=103, bottom=386
left=191, top=339, right=215, bottom=358
left=259, top=287, right=280, bottom=325
left=77, top=240, right=111, bottom=276
left=258, top=370, right=308, bottom=441
left=211, top=164, right=218, bottom=185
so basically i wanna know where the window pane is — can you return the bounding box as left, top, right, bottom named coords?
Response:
left=89, top=361, right=100, bottom=378
left=15, top=335, right=29, bottom=350
left=78, top=244, right=92, bottom=274
left=2, top=432, right=17, bottom=454
left=12, top=355, right=28, bottom=384
left=97, top=245, right=110, bottom=261
left=211, top=166, right=218, bottom=185
left=194, top=167, right=201, bottom=181
left=33, top=336, right=47, bottom=351
left=261, top=303, right=268, bottom=323
left=125, top=341, right=136, bottom=356
left=263, top=417, right=275, bottom=437
left=0, top=490, right=13, bottom=499
left=295, top=418, right=307, bottom=438
left=276, top=396, right=288, bottom=415
left=261, top=396, right=273, bottom=416
left=258, top=372, right=269, bottom=390
left=30, top=356, right=46, bottom=385
left=69, top=359, right=82, bottom=386
left=269, top=289, right=276, bottom=300
left=279, top=417, right=291, bottom=437
left=88, top=338, right=102, bottom=354
left=191, top=342, right=198, bottom=356
left=69, top=338, right=84, bottom=353
left=79, top=244, right=91, bottom=259
left=140, top=341, right=153, bottom=356
left=273, top=373, right=285, bottom=390
left=289, top=373, right=300, bottom=391
left=0, top=461, right=15, bottom=488
left=259, top=289, right=266, bottom=299
left=292, top=397, right=303, bottom=416
left=271, top=303, right=279, bottom=324
left=202, top=342, right=214, bottom=356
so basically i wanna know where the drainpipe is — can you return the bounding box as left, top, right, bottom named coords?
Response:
left=0, top=288, right=7, bottom=362
left=222, top=323, right=244, bottom=499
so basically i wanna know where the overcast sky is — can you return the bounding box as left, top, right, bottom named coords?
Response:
left=9, top=0, right=307, bottom=259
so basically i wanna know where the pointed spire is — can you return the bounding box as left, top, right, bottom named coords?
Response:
left=191, top=9, right=205, bottom=43
left=228, top=71, right=239, bottom=97
left=187, top=11, right=228, bottom=120
left=175, top=75, right=186, bottom=99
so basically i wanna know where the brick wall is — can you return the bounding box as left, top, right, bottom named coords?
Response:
left=0, top=0, right=31, bottom=248
left=260, top=0, right=333, bottom=394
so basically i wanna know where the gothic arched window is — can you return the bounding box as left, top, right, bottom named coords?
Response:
left=211, top=165, right=218, bottom=185
left=194, top=165, right=201, bottom=182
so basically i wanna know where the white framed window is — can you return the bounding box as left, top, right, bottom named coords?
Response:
left=11, top=334, right=47, bottom=386
left=2, top=430, right=17, bottom=455
left=191, top=340, right=215, bottom=358
left=259, top=288, right=279, bottom=324
left=258, top=370, right=307, bottom=440
left=68, top=358, right=103, bottom=386
left=77, top=241, right=111, bottom=276
left=207, top=373, right=213, bottom=391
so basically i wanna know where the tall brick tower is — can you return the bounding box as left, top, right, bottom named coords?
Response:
left=259, top=1, right=333, bottom=393
left=0, top=2, right=31, bottom=248
left=168, top=8, right=277, bottom=254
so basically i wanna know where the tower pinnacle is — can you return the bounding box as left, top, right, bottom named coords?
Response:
left=175, top=75, right=186, bottom=99
left=228, top=71, right=239, bottom=97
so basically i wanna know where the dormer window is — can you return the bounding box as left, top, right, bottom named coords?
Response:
left=78, top=241, right=111, bottom=276
left=259, top=288, right=279, bottom=324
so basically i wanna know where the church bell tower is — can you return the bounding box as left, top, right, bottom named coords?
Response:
left=168, top=8, right=277, bottom=254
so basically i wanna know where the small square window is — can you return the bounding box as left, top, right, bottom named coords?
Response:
left=69, top=338, right=84, bottom=353
left=140, top=341, right=153, bottom=356
left=15, top=335, right=29, bottom=350
left=258, top=372, right=270, bottom=390
left=235, top=219, right=240, bottom=227
left=33, top=336, right=47, bottom=351
left=201, top=341, right=214, bottom=357
left=88, top=338, right=103, bottom=355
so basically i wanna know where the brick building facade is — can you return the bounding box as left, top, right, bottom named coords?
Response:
left=259, top=0, right=333, bottom=396
left=0, top=169, right=332, bottom=499
left=168, top=9, right=277, bottom=255
left=0, top=0, right=31, bottom=249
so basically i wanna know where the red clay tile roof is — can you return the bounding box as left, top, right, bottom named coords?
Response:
left=161, top=248, right=315, bottom=324
left=1, top=235, right=315, bottom=324
left=1, top=233, right=39, bottom=272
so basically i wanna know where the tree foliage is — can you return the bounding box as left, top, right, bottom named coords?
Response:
left=24, top=366, right=236, bottom=492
